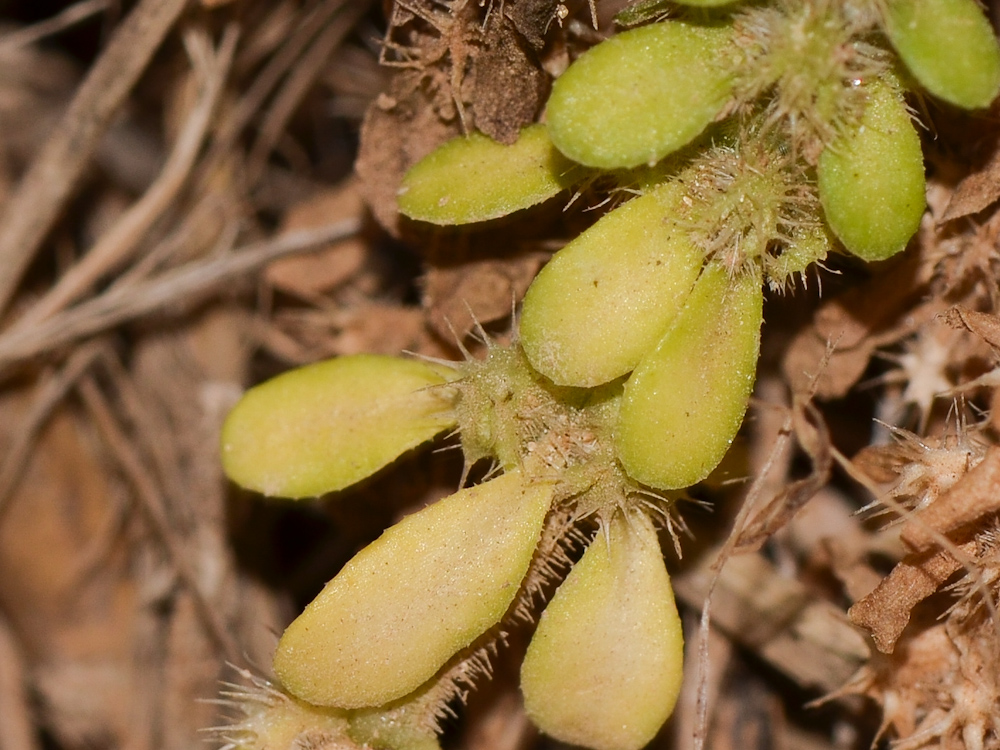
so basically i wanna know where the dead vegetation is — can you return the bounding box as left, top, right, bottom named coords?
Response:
left=2, top=2, right=1000, bottom=750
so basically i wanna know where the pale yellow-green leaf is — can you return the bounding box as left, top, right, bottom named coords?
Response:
left=885, top=0, right=1000, bottom=109
left=521, top=512, right=684, bottom=750
left=818, top=80, right=925, bottom=262
left=546, top=21, right=736, bottom=169
left=520, top=185, right=703, bottom=387
left=273, top=470, right=554, bottom=708
left=349, top=709, right=441, bottom=750
left=221, top=355, right=457, bottom=499
left=398, top=125, right=582, bottom=225
left=616, top=263, right=763, bottom=490
left=224, top=680, right=349, bottom=750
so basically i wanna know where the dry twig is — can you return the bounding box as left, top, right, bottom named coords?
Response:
left=77, top=375, right=241, bottom=663
left=0, top=0, right=189, bottom=314
left=15, top=25, right=239, bottom=327
left=0, top=614, right=40, bottom=750
left=0, top=0, right=111, bottom=51
left=0, top=220, right=361, bottom=376
left=0, top=342, right=106, bottom=523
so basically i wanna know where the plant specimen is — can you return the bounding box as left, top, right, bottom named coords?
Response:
left=216, top=2, right=1000, bottom=750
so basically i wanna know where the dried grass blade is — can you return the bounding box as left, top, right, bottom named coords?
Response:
left=0, top=219, right=361, bottom=376
left=0, top=342, right=106, bottom=523
left=0, top=0, right=111, bottom=51
left=77, top=375, right=241, bottom=662
left=16, top=25, right=239, bottom=327
left=0, top=0, right=188, bottom=315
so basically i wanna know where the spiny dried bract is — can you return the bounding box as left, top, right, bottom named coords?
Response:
left=520, top=512, right=684, bottom=750
left=846, top=523, right=1000, bottom=749
left=397, top=125, right=583, bottom=225
left=884, top=0, right=1000, bottom=109
left=520, top=184, right=702, bottom=388
left=817, top=78, right=925, bottom=261
left=220, top=355, right=458, bottom=498
left=846, top=623, right=1000, bottom=750
left=273, top=468, right=554, bottom=709
left=873, top=426, right=987, bottom=516
left=545, top=20, right=738, bottom=169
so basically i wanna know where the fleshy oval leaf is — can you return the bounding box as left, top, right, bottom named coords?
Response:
left=520, top=185, right=703, bottom=387
left=273, top=470, right=554, bottom=708
left=616, top=263, right=763, bottom=490
left=885, top=0, right=1000, bottom=109
left=817, top=80, right=925, bottom=262
left=546, top=21, right=736, bottom=169
left=521, top=512, right=684, bottom=750
left=398, top=125, right=582, bottom=225
left=221, top=355, right=457, bottom=499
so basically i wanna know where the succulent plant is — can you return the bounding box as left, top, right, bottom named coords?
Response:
left=220, top=2, right=1000, bottom=749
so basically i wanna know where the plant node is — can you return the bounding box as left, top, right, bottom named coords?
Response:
left=733, top=0, right=887, bottom=160
left=675, top=126, right=827, bottom=286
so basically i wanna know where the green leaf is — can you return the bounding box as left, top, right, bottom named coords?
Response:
left=616, top=263, right=763, bottom=490
left=885, top=0, right=1000, bottom=109
left=349, top=706, right=442, bottom=750
left=521, top=512, right=684, bottom=750
left=546, top=21, right=737, bottom=169
left=520, top=185, right=703, bottom=387
left=273, top=470, right=554, bottom=708
left=398, top=125, right=583, bottom=225
left=221, top=355, right=457, bottom=498
left=818, top=80, right=925, bottom=262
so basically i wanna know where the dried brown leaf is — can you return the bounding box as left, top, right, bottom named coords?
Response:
left=848, top=543, right=973, bottom=654
left=0, top=398, right=137, bottom=747
left=356, top=82, right=462, bottom=236
left=423, top=255, right=544, bottom=342
left=465, top=20, right=547, bottom=144
left=333, top=303, right=446, bottom=357
left=942, top=141, right=1000, bottom=222
left=0, top=614, right=41, bottom=750
left=944, top=305, right=1000, bottom=353
left=504, top=0, right=562, bottom=50
left=266, top=180, right=368, bottom=296
left=783, top=254, right=930, bottom=399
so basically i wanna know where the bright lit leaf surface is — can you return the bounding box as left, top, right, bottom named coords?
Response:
left=274, top=470, right=554, bottom=708
left=546, top=21, right=736, bottom=169
left=885, top=0, right=1000, bottom=109
left=818, top=80, right=925, bottom=261
left=221, top=355, right=456, bottom=498
left=398, top=125, right=581, bottom=225
left=520, top=185, right=702, bottom=387
left=521, top=512, right=684, bottom=750
left=616, top=263, right=763, bottom=490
